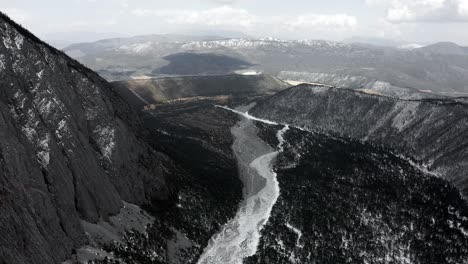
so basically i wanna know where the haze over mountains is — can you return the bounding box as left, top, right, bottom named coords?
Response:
left=62, top=34, right=468, bottom=97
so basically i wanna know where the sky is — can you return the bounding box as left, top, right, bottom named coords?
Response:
left=1, top=0, right=468, bottom=45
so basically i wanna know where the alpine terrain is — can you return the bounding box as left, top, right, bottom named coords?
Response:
left=1, top=5, right=468, bottom=264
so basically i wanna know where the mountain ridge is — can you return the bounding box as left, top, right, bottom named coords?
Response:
left=251, top=84, right=468, bottom=196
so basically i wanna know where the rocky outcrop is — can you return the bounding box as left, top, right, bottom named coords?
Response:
left=0, top=12, right=170, bottom=263
left=251, top=84, right=468, bottom=196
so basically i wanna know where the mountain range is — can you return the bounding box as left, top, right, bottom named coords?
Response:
left=63, top=35, right=468, bottom=97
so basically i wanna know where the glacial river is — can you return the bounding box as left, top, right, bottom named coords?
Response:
left=197, top=106, right=289, bottom=264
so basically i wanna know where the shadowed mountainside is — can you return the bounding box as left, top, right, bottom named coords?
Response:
left=153, top=52, right=253, bottom=75
left=112, top=74, right=290, bottom=105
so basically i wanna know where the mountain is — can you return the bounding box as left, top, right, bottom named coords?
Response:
left=419, top=42, right=468, bottom=56
left=342, top=36, right=403, bottom=47
left=175, top=29, right=252, bottom=39
left=0, top=12, right=248, bottom=264
left=43, top=31, right=127, bottom=49
left=277, top=71, right=443, bottom=99
left=251, top=84, right=468, bottom=196
left=245, top=121, right=468, bottom=263
left=64, top=36, right=468, bottom=96
left=398, top=43, right=426, bottom=50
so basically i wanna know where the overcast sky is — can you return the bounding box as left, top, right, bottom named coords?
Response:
left=1, top=0, right=468, bottom=44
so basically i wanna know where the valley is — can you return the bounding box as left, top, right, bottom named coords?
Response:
left=197, top=108, right=287, bottom=264
left=1, top=7, right=468, bottom=264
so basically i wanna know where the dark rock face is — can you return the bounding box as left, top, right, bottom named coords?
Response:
left=0, top=13, right=170, bottom=263
left=251, top=85, right=468, bottom=196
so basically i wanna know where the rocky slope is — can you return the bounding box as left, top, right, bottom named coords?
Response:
left=251, top=84, right=468, bottom=197
left=0, top=12, right=173, bottom=263
left=112, top=74, right=289, bottom=105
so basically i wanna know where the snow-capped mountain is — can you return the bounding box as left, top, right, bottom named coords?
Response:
left=180, top=38, right=350, bottom=50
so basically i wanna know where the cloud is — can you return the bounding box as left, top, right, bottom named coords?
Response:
left=370, top=0, right=468, bottom=23
left=210, top=0, right=237, bottom=3
left=121, top=0, right=129, bottom=8
left=134, top=6, right=255, bottom=28
left=131, top=6, right=357, bottom=35
left=132, top=6, right=254, bottom=28
left=286, top=14, right=357, bottom=30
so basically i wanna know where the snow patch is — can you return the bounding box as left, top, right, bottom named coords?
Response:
left=286, top=222, right=303, bottom=248
left=118, top=42, right=153, bottom=53
left=398, top=44, right=425, bottom=50
left=215, top=105, right=278, bottom=125
left=36, top=69, right=44, bottom=79
left=14, top=35, right=24, bottom=49
left=2, top=34, right=13, bottom=50
left=55, top=119, right=71, bottom=143
left=37, top=135, right=51, bottom=167
left=0, top=54, right=6, bottom=72
left=236, top=70, right=261, bottom=76
left=392, top=102, right=419, bottom=132
left=182, top=38, right=349, bottom=50
left=94, top=125, right=116, bottom=162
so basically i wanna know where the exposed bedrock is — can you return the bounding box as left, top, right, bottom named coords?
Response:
left=0, top=12, right=171, bottom=263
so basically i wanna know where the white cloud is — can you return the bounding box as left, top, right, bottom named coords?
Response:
left=121, top=0, right=129, bottom=8
left=132, top=6, right=255, bottom=28
left=131, top=6, right=357, bottom=36
left=210, top=0, right=237, bottom=3
left=369, top=0, right=468, bottom=23
left=286, top=14, right=357, bottom=30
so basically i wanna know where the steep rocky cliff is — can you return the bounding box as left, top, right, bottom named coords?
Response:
left=251, top=84, right=468, bottom=196
left=0, top=13, right=171, bottom=263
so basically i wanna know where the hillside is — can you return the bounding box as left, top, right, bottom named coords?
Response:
left=112, top=74, right=290, bottom=105
left=251, top=84, right=468, bottom=196
left=419, top=42, right=468, bottom=56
